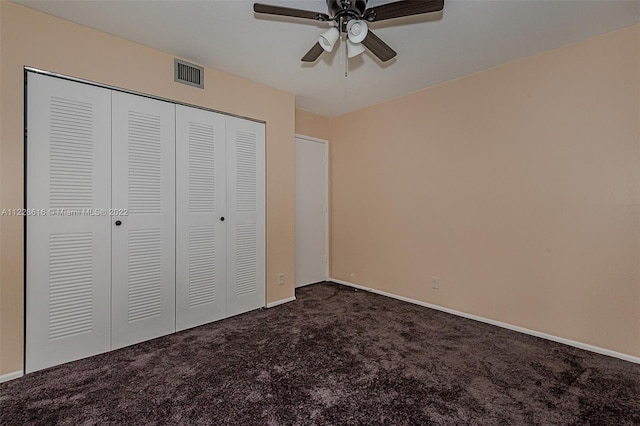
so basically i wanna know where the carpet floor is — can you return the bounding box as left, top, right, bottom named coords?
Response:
left=1, top=282, right=639, bottom=425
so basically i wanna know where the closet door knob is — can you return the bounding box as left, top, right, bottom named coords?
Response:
left=220, top=217, right=225, bottom=222
left=115, top=220, right=122, bottom=226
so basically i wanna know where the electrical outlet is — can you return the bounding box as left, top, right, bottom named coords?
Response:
left=278, top=273, right=285, bottom=286
left=432, top=277, right=439, bottom=289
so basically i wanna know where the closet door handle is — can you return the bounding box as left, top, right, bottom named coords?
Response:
left=115, top=220, right=122, bottom=226
left=220, top=217, right=225, bottom=222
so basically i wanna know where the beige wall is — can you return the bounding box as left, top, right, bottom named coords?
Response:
left=0, top=2, right=296, bottom=375
left=295, top=109, right=330, bottom=141
left=330, top=25, right=640, bottom=357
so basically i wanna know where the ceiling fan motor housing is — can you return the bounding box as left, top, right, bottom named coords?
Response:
left=327, top=0, right=368, bottom=21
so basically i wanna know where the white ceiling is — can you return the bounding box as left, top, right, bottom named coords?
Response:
left=15, top=0, right=640, bottom=117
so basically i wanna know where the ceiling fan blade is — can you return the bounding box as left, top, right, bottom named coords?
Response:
left=364, top=0, right=444, bottom=22
left=302, top=42, right=325, bottom=62
left=254, top=3, right=330, bottom=21
left=361, top=30, right=397, bottom=62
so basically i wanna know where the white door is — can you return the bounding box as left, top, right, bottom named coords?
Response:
left=226, top=117, right=266, bottom=316
left=26, top=73, right=112, bottom=372
left=176, top=105, right=227, bottom=331
left=295, top=136, right=328, bottom=287
left=111, top=92, right=176, bottom=349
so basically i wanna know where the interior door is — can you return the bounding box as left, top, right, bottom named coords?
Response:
left=111, top=92, right=176, bottom=349
left=26, top=72, right=112, bottom=372
left=295, top=136, right=328, bottom=287
left=226, top=116, right=266, bottom=316
left=176, top=105, right=227, bottom=331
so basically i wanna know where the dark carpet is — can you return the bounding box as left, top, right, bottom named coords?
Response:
left=1, top=282, right=639, bottom=425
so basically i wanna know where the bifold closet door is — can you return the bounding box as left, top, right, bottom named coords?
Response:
left=111, top=92, right=176, bottom=349
left=26, top=73, right=112, bottom=373
left=176, top=105, right=227, bottom=331
left=226, top=117, right=266, bottom=316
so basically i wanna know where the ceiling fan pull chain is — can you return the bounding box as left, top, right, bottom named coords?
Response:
left=338, top=16, right=347, bottom=78
left=345, top=33, right=348, bottom=78
left=338, top=17, right=344, bottom=66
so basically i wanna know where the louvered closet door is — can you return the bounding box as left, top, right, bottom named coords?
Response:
left=176, top=106, right=227, bottom=331
left=226, top=117, right=266, bottom=316
left=26, top=73, right=112, bottom=373
left=111, top=92, right=176, bottom=349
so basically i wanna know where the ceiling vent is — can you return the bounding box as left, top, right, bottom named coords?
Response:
left=174, top=59, right=204, bottom=89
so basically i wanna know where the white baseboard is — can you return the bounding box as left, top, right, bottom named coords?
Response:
left=330, top=278, right=640, bottom=365
left=295, top=280, right=326, bottom=289
left=0, top=370, right=24, bottom=383
left=266, top=296, right=296, bottom=308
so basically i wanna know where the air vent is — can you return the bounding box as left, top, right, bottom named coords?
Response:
left=174, top=59, right=204, bottom=89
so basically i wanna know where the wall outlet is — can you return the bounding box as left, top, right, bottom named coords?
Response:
left=432, top=277, right=439, bottom=289
left=278, top=273, right=285, bottom=286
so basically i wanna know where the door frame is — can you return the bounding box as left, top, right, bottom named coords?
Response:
left=295, top=134, right=330, bottom=287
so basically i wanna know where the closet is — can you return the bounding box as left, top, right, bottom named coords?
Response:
left=26, top=72, right=265, bottom=373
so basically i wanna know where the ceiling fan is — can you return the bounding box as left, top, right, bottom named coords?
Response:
left=254, top=0, right=445, bottom=63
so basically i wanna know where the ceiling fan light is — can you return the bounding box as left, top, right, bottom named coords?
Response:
left=318, top=27, right=340, bottom=52
left=347, top=19, right=368, bottom=44
left=347, top=39, right=365, bottom=58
